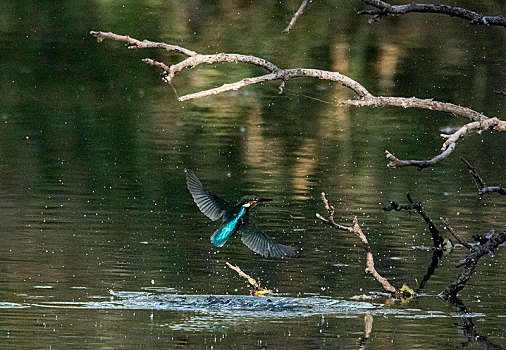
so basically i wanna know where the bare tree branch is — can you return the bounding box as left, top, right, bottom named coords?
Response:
left=91, top=31, right=198, bottom=56
left=441, top=217, right=472, bottom=250
left=360, top=0, right=506, bottom=27
left=90, top=31, right=506, bottom=169
left=317, top=192, right=403, bottom=296
left=385, top=118, right=505, bottom=171
left=383, top=193, right=446, bottom=292
left=441, top=230, right=506, bottom=298
left=383, top=193, right=443, bottom=248
left=343, top=96, right=487, bottom=122
left=225, top=262, right=271, bottom=296
left=441, top=118, right=503, bottom=151
left=461, top=157, right=506, bottom=197
left=385, top=145, right=455, bottom=171
left=284, top=0, right=310, bottom=33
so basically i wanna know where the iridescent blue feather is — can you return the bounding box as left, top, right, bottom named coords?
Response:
left=210, top=207, right=246, bottom=247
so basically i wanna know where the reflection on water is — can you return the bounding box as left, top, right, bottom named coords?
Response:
left=0, top=0, right=505, bottom=349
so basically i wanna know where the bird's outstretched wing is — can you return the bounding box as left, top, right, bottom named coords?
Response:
left=240, top=220, right=296, bottom=258
left=185, top=169, right=231, bottom=221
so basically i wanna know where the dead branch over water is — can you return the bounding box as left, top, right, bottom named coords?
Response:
left=383, top=193, right=443, bottom=248
left=441, top=230, right=506, bottom=298
left=282, top=1, right=506, bottom=32
left=360, top=0, right=506, bottom=27
left=320, top=190, right=505, bottom=299
left=90, top=31, right=505, bottom=170
left=461, top=157, right=506, bottom=197
left=441, top=218, right=472, bottom=250
left=283, top=0, right=310, bottom=33
left=316, top=192, right=407, bottom=297
left=383, top=193, right=447, bottom=292
left=225, top=262, right=271, bottom=296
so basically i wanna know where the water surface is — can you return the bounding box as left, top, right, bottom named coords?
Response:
left=0, top=1, right=505, bottom=349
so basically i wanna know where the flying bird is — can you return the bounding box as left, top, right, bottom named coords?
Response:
left=185, top=169, right=295, bottom=258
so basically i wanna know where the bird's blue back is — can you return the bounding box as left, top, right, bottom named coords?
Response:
left=211, top=207, right=246, bottom=247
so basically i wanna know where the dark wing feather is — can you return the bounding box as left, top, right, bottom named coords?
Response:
left=185, top=169, right=231, bottom=221
left=240, top=221, right=296, bottom=258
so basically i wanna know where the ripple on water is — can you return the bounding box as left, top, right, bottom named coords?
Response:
left=17, top=289, right=416, bottom=331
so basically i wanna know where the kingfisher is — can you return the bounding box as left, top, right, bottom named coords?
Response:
left=185, top=169, right=295, bottom=258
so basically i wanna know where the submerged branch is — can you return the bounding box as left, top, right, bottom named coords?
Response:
left=360, top=0, right=506, bottom=27
left=90, top=30, right=506, bottom=169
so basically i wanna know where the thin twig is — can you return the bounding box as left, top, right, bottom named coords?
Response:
left=178, top=68, right=371, bottom=101
left=383, top=193, right=443, bottom=248
left=441, top=230, right=506, bottom=298
left=441, top=217, right=472, bottom=250
left=385, top=145, right=455, bottom=171
left=360, top=0, right=506, bottom=27
left=461, top=157, right=506, bottom=197
left=90, top=31, right=198, bottom=56
left=284, top=0, right=310, bottom=33
left=225, top=262, right=270, bottom=295
left=385, top=117, right=504, bottom=171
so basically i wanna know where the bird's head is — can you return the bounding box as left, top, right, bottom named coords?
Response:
left=240, top=195, right=272, bottom=208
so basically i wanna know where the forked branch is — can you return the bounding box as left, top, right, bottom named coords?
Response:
left=360, top=0, right=506, bottom=27
left=441, top=230, right=506, bottom=298
left=383, top=193, right=443, bottom=248
left=461, top=157, right=506, bottom=197
left=383, top=193, right=445, bottom=292
left=317, top=192, right=410, bottom=297
left=90, top=30, right=505, bottom=169
left=441, top=218, right=472, bottom=250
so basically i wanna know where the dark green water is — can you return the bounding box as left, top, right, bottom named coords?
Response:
left=0, top=1, right=505, bottom=349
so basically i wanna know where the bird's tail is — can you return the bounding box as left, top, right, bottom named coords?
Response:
left=211, top=224, right=234, bottom=247
left=211, top=207, right=246, bottom=247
